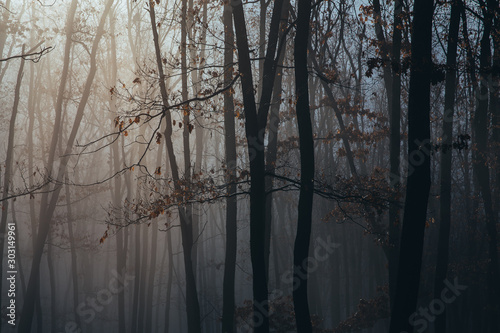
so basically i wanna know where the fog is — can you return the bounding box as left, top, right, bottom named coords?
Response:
left=0, top=0, right=499, bottom=332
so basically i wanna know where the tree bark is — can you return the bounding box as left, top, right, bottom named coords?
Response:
left=231, top=0, right=284, bottom=330
left=388, top=0, right=433, bottom=332
left=292, top=0, right=314, bottom=330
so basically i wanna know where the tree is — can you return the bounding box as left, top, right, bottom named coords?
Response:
left=472, top=1, right=500, bottom=330
left=389, top=0, right=434, bottom=332
left=231, top=0, right=285, bottom=330
left=221, top=0, right=238, bottom=331
left=292, top=0, right=314, bottom=330
left=433, top=1, right=462, bottom=332
left=148, top=1, right=201, bottom=331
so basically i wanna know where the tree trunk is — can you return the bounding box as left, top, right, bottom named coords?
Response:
left=232, top=0, right=284, bottom=330
left=473, top=3, right=500, bottom=330
left=148, top=2, right=201, bottom=331
left=138, top=224, right=149, bottom=331
left=292, top=0, right=314, bottom=330
left=164, top=225, right=174, bottom=333
left=264, top=0, right=290, bottom=285
left=145, top=224, right=158, bottom=333
left=222, top=1, right=238, bottom=331
left=65, top=180, right=81, bottom=329
left=47, top=232, right=57, bottom=332
left=388, top=0, right=433, bottom=332
left=132, top=225, right=141, bottom=332
left=433, top=1, right=461, bottom=332
left=108, top=6, right=126, bottom=330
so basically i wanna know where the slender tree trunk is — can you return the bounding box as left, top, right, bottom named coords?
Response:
left=65, top=180, right=81, bottom=328
left=264, top=0, right=290, bottom=285
left=222, top=1, right=238, bottom=331
left=372, top=0, right=393, bottom=112
left=492, top=3, right=500, bottom=221
left=26, top=18, right=44, bottom=330
left=292, top=0, right=314, bottom=330
left=107, top=6, right=127, bottom=330
left=137, top=224, right=148, bottom=331
left=388, top=0, right=433, bottom=332
left=132, top=225, right=141, bottom=332
left=461, top=5, right=480, bottom=258
left=145, top=143, right=162, bottom=333
left=148, top=2, right=201, bottom=331
left=145, top=224, right=158, bottom=333
left=164, top=225, right=174, bottom=333
left=433, top=2, right=461, bottom=332
left=47, top=232, right=57, bottom=332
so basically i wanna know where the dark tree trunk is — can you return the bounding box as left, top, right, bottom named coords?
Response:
left=473, top=2, right=500, bottom=330
left=292, top=0, right=314, bottom=331
left=433, top=1, right=461, bottom=332
left=232, top=4, right=268, bottom=327
left=388, top=0, right=434, bottom=332
left=493, top=2, right=500, bottom=221
left=231, top=0, right=284, bottom=331
left=264, top=0, right=290, bottom=286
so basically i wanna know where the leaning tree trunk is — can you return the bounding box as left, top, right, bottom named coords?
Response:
left=148, top=2, right=201, bottom=331
left=388, top=0, right=433, bottom=332
left=433, top=1, right=461, bottom=332
left=292, top=0, right=314, bottom=330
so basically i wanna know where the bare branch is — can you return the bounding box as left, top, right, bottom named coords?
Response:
left=0, top=43, right=53, bottom=63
